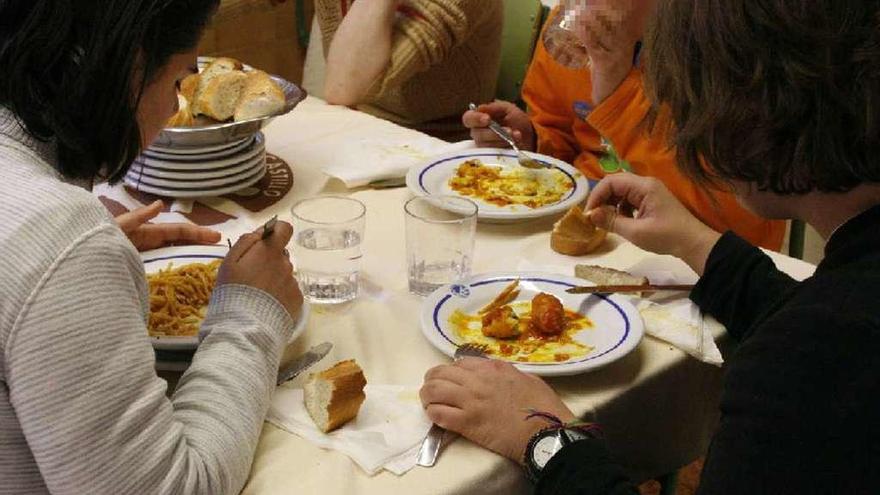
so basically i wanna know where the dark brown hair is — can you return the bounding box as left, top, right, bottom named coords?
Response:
left=0, top=0, right=219, bottom=183
left=644, top=0, right=880, bottom=194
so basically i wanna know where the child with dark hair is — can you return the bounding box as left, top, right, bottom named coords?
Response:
left=464, top=3, right=786, bottom=251
left=0, top=1, right=303, bottom=493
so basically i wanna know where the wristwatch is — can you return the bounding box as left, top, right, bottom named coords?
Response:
left=524, top=426, right=595, bottom=483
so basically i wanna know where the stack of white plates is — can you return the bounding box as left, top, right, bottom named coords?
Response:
left=124, top=132, right=267, bottom=198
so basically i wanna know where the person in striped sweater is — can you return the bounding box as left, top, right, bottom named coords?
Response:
left=316, top=0, right=502, bottom=134
left=0, top=1, right=302, bottom=493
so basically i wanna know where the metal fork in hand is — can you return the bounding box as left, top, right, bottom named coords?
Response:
left=468, top=103, right=550, bottom=170
left=417, top=343, right=489, bottom=468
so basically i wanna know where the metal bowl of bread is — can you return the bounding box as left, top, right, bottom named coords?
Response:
left=153, top=57, right=307, bottom=148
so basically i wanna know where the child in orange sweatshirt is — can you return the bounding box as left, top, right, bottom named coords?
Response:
left=464, top=7, right=785, bottom=251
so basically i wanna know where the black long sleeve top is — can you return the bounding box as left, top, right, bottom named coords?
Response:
left=536, top=206, right=880, bottom=494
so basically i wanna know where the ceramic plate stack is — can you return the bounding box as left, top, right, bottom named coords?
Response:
left=124, top=132, right=267, bottom=198
left=123, top=56, right=307, bottom=199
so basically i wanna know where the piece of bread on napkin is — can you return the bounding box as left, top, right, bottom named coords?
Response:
left=551, top=205, right=607, bottom=256
left=234, top=70, right=285, bottom=122
left=304, top=359, right=367, bottom=433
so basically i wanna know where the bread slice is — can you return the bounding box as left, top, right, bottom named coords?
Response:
left=193, top=71, right=247, bottom=121
left=165, top=93, right=193, bottom=128
left=304, top=360, right=367, bottom=433
left=192, top=57, right=244, bottom=119
left=234, top=70, right=286, bottom=121
left=178, top=73, right=200, bottom=103
left=198, top=57, right=243, bottom=88
left=550, top=205, right=607, bottom=255
left=574, top=265, right=649, bottom=292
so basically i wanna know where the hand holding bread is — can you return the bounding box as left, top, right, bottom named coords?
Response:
left=585, top=174, right=721, bottom=275
left=550, top=204, right=607, bottom=255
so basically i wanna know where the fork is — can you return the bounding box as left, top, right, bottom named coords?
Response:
left=417, top=343, right=489, bottom=468
left=468, top=103, right=551, bottom=170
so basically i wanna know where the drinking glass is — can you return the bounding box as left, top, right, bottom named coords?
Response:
left=543, top=0, right=591, bottom=69
left=405, top=196, right=477, bottom=296
left=290, top=196, right=366, bottom=304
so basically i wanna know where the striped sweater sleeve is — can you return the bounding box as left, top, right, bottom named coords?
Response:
left=6, top=225, right=293, bottom=495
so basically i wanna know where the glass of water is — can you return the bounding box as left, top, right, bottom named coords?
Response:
left=291, top=196, right=366, bottom=304
left=543, top=0, right=591, bottom=69
left=405, top=196, right=477, bottom=296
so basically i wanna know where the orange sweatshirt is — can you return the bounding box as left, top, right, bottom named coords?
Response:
left=522, top=37, right=785, bottom=251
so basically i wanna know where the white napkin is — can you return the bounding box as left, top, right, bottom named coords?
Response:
left=322, top=139, right=475, bottom=188
left=628, top=268, right=724, bottom=366
left=266, top=384, right=433, bottom=476
left=516, top=259, right=724, bottom=366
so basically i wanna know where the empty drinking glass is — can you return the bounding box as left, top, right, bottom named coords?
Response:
left=291, top=196, right=366, bottom=304
left=405, top=196, right=477, bottom=297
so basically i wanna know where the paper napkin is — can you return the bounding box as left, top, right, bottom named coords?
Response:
left=266, top=384, right=433, bottom=476
left=322, top=139, right=475, bottom=188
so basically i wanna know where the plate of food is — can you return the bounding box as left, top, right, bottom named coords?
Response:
left=420, top=272, right=643, bottom=376
left=152, top=56, right=307, bottom=148
left=406, top=148, right=589, bottom=223
left=143, top=244, right=309, bottom=351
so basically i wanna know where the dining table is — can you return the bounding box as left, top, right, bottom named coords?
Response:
left=95, top=96, right=817, bottom=494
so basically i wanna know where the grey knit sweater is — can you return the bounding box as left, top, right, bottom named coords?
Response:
left=0, top=107, right=295, bottom=494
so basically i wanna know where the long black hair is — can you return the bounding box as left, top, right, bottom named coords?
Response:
left=0, top=0, right=219, bottom=183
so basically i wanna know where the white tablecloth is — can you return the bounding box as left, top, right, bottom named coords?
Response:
left=97, top=97, right=817, bottom=494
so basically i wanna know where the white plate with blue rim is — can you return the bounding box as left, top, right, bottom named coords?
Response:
left=143, top=244, right=309, bottom=351
left=406, top=148, right=589, bottom=223
left=419, top=271, right=643, bottom=376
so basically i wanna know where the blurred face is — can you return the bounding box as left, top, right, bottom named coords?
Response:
left=136, top=48, right=198, bottom=147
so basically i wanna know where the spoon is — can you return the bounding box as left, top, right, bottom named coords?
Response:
left=469, top=103, right=550, bottom=170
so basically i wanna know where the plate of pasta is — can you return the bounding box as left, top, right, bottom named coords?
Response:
left=406, top=148, right=589, bottom=223
left=419, top=272, right=643, bottom=376
left=143, top=244, right=309, bottom=351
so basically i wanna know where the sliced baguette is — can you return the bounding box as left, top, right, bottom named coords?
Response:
left=192, top=57, right=244, bottom=119
left=550, top=205, right=607, bottom=256
left=234, top=70, right=286, bottom=121
left=178, top=73, right=200, bottom=103
left=304, top=359, right=367, bottom=433
left=193, top=71, right=247, bottom=121
left=198, top=57, right=243, bottom=88
left=165, top=93, right=193, bottom=128
left=574, top=265, right=649, bottom=295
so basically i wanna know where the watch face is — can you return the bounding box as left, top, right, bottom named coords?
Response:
left=532, top=433, right=565, bottom=469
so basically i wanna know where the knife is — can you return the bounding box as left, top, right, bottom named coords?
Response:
left=565, top=284, right=694, bottom=294
left=368, top=177, right=407, bottom=189
left=276, top=342, right=333, bottom=386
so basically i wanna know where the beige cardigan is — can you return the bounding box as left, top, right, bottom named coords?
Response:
left=315, top=0, right=503, bottom=125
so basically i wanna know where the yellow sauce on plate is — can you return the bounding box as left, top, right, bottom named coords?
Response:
left=448, top=160, right=573, bottom=209
left=450, top=301, right=594, bottom=363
